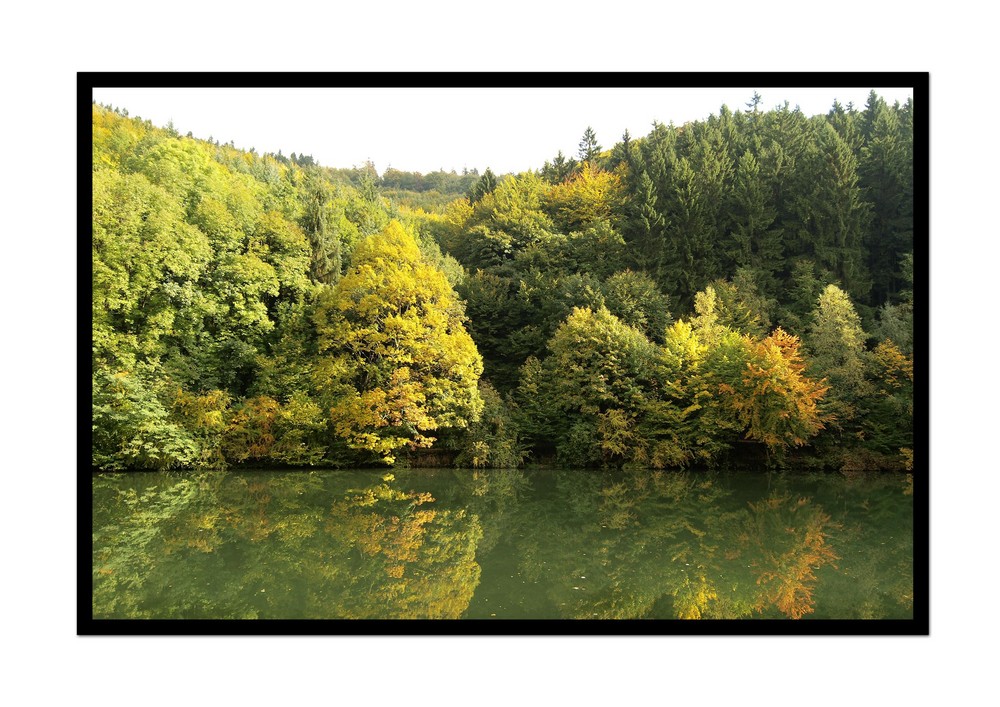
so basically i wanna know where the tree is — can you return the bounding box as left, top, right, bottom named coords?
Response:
left=805, top=284, right=869, bottom=443
left=519, top=307, right=658, bottom=466
left=702, top=270, right=775, bottom=339
left=791, top=123, right=872, bottom=304
left=544, top=162, right=622, bottom=232
left=92, top=370, right=201, bottom=470
left=873, top=252, right=913, bottom=354
left=859, top=100, right=913, bottom=305
left=715, top=329, right=828, bottom=454
left=93, top=168, right=212, bottom=371
left=658, top=155, right=725, bottom=310
left=860, top=340, right=913, bottom=463
left=601, top=270, right=673, bottom=342
left=467, top=167, right=498, bottom=203
left=807, top=284, right=867, bottom=390
left=622, top=167, right=665, bottom=273
left=638, top=320, right=726, bottom=468
left=724, top=150, right=783, bottom=292
left=578, top=126, right=602, bottom=162
left=313, top=221, right=484, bottom=463
left=300, top=176, right=342, bottom=285
left=540, top=150, right=577, bottom=184
left=449, top=381, right=527, bottom=469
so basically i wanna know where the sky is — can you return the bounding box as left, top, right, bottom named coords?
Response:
left=91, top=85, right=915, bottom=176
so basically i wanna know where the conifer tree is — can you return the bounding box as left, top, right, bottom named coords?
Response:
left=578, top=126, right=602, bottom=162
left=301, top=178, right=342, bottom=285
left=860, top=100, right=912, bottom=305
left=467, top=167, right=498, bottom=203
left=791, top=123, right=871, bottom=305
left=725, top=150, right=783, bottom=294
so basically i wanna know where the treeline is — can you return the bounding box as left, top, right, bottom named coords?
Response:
left=91, top=93, right=914, bottom=473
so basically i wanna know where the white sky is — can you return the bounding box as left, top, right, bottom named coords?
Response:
left=91, top=85, right=914, bottom=176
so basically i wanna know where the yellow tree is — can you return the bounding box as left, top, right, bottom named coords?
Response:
left=545, top=162, right=623, bottom=232
left=314, top=221, right=483, bottom=463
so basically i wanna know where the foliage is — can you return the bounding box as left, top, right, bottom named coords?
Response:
left=544, top=163, right=622, bottom=232
left=450, top=382, right=527, bottom=468
left=93, top=371, right=202, bottom=470
left=517, top=307, right=658, bottom=466
left=709, top=329, right=829, bottom=454
left=91, top=95, right=914, bottom=472
left=314, top=221, right=484, bottom=464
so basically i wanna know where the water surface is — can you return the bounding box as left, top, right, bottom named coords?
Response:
left=92, top=468, right=913, bottom=620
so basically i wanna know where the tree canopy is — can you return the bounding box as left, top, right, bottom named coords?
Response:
left=91, top=94, right=915, bottom=472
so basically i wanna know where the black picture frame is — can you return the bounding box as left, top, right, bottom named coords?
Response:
left=79, top=71, right=929, bottom=636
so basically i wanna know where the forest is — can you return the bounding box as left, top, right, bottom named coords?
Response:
left=91, top=92, right=915, bottom=474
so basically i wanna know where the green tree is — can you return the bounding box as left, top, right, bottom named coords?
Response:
left=93, top=168, right=212, bottom=370
left=859, top=100, right=913, bottom=305
left=519, top=307, right=658, bottom=466
left=449, top=381, right=527, bottom=469
left=724, top=150, right=783, bottom=293
left=300, top=175, right=342, bottom=285
left=540, top=150, right=577, bottom=184
left=638, top=320, right=727, bottom=468
left=92, top=371, right=201, bottom=470
left=578, top=126, right=602, bottom=162
left=601, top=270, right=673, bottom=342
left=791, top=123, right=872, bottom=304
left=467, top=167, right=498, bottom=203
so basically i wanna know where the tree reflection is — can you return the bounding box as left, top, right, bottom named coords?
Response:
left=733, top=495, right=839, bottom=619
left=495, top=471, right=845, bottom=620
left=93, top=471, right=482, bottom=619
left=93, top=468, right=912, bottom=620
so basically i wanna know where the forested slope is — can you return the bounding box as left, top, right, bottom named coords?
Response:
left=91, top=93, right=915, bottom=472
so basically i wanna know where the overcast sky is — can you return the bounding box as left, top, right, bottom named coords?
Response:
left=91, top=85, right=914, bottom=176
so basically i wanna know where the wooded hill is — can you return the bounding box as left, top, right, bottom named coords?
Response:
left=91, top=92, right=914, bottom=472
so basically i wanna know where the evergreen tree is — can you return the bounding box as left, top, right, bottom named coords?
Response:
left=467, top=167, right=498, bottom=203
left=724, top=150, right=783, bottom=294
left=859, top=100, right=912, bottom=305
left=300, top=177, right=342, bottom=285
left=659, top=156, right=720, bottom=310
left=540, top=150, right=577, bottom=184
left=791, top=123, right=871, bottom=305
left=578, top=126, right=602, bottom=162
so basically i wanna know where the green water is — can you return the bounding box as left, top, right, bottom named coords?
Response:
left=92, top=468, right=913, bottom=620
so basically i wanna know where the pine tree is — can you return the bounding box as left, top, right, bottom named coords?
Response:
left=578, top=126, right=602, bottom=162
left=725, top=150, right=783, bottom=294
left=859, top=100, right=912, bottom=305
left=541, top=150, right=577, bottom=184
left=300, top=177, right=341, bottom=285
left=659, top=156, right=720, bottom=310
left=791, top=123, right=872, bottom=305
left=467, top=167, right=498, bottom=203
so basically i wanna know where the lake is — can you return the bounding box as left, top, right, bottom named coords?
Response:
left=92, top=467, right=913, bottom=620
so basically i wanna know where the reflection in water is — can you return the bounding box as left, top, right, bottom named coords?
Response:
left=93, top=471, right=481, bottom=619
left=92, top=468, right=913, bottom=620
